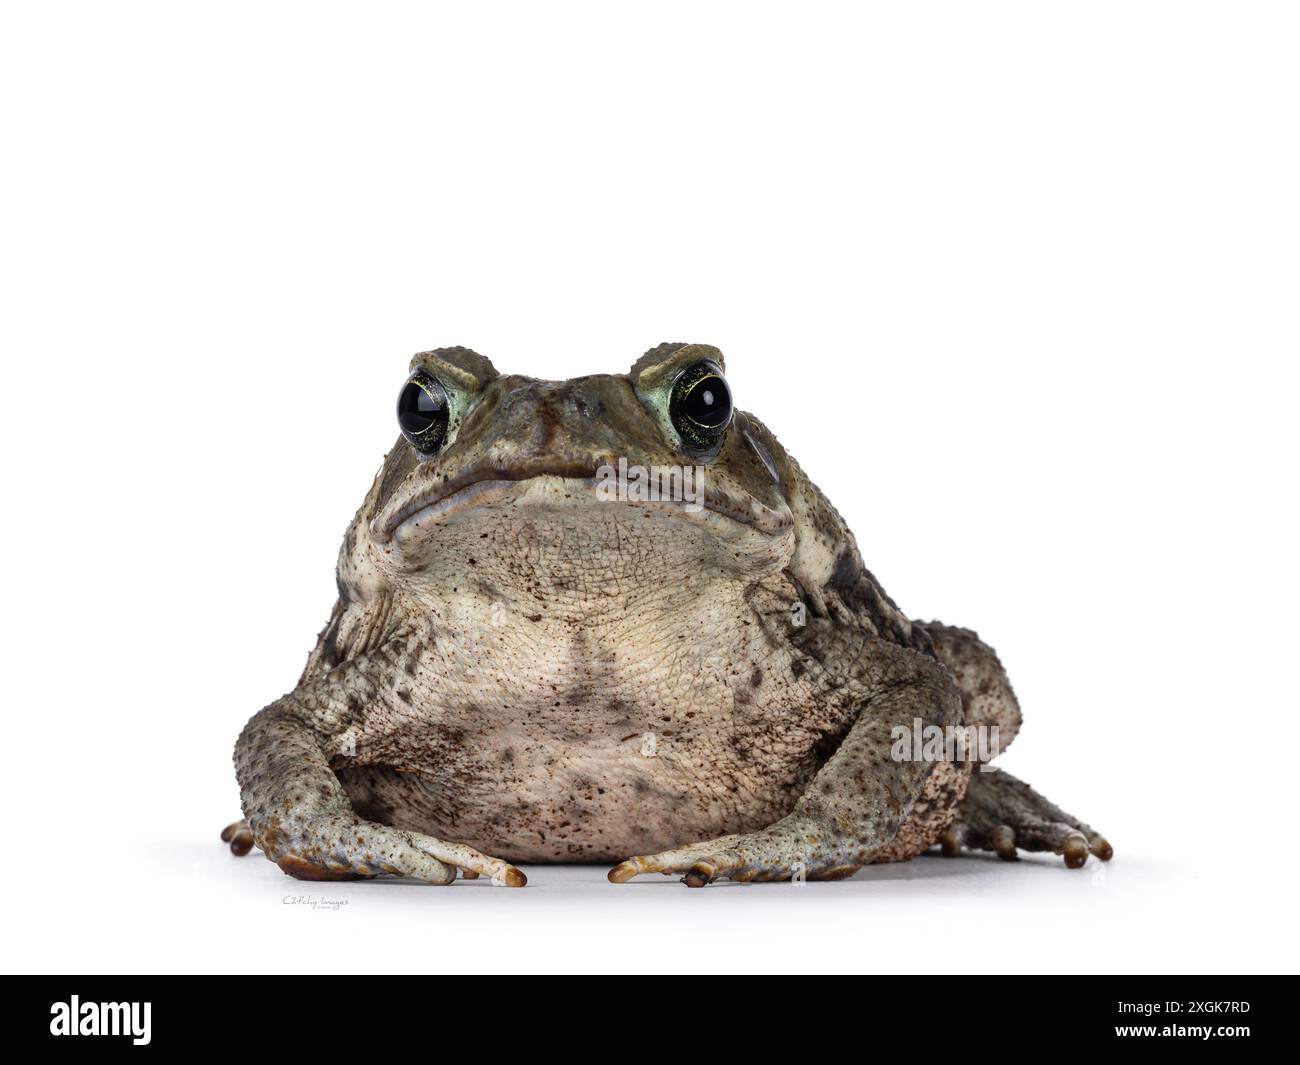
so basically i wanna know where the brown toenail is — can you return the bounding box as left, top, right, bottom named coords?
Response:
left=991, top=825, right=1018, bottom=861
left=608, top=860, right=639, bottom=884
left=683, top=862, right=714, bottom=888
left=1062, top=836, right=1088, bottom=869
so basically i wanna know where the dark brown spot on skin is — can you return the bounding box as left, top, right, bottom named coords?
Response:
left=829, top=549, right=858, bottom=590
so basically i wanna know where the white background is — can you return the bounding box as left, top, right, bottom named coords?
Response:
left=2, top=1, right=1297, bottom=975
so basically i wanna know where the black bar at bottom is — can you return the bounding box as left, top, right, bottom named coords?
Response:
left=2, top=975, right=1289, bottom=1051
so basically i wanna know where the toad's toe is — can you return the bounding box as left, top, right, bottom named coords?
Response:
left=220, top=819, right=255, bottom=857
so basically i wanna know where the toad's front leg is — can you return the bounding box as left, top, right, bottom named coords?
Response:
left=229, top=639, right=526, bottom=887
left=609, top=645, right=964, bottom=886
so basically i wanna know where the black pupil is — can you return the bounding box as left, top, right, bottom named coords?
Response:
left=683, top=376, right=730, bottom=427
left=398, top=380, right=446, bottom=435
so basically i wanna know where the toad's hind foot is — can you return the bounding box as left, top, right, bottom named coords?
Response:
left=943, top=767, right=1112, bottom=868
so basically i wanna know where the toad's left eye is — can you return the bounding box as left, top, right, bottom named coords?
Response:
left=396, top=371, right=450, bottom=454
left=669, top=360, right=732, bottom=452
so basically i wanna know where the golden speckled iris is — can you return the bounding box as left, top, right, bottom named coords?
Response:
left=396, top=370, right=450, bottom=454
left=669, top=359, right=732, bottom=452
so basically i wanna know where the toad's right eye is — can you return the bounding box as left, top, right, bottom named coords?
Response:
left=396, top=371, right=450, bottom=454
left=668, top=359, right=732, bottom=453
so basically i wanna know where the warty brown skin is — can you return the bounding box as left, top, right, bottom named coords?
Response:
left=227, top=343, right=1111, bottom=886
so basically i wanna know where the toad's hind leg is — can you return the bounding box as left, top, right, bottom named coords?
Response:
left=917, top=621, right=1022, bottom=749
left=917, top=622, right=1112, bottom=868
left=944, top=767, right=1113, bottom=868
left=609, top=645, right=965, bottom=887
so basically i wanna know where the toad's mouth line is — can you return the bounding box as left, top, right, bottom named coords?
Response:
left=372, top=462, right=792, bottom=543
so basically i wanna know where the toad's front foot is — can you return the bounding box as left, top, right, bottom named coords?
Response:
left=608, top=813, right=870, bottom=887
left=217, top=812, right=526, bottom=886
left=942, top=767, right=1112, bottom=868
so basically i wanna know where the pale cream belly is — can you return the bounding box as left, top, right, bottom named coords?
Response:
left=334, top=716, right=967, bottom=864
left=336, top=735, right=812, bottom=863
left=327, top=584, right=971, bottom=863
left=333, top=588, right=861, bottom=860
